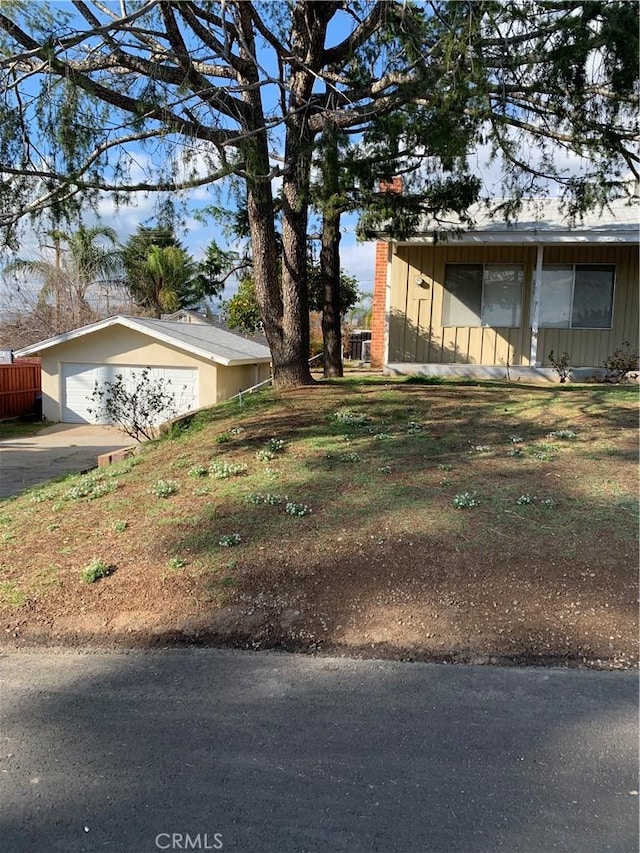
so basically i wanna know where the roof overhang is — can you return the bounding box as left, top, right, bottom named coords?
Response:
left=390, top=229, right=639, bottom=247
left=14, top=315, right=272, bottom=366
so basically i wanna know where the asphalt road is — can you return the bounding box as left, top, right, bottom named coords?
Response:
left=1, top=649, right=637, bottom=853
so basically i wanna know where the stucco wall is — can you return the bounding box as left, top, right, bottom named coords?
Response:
left=387, top=243, right=638, bottom=368
left=38, top=325, right=269, bottom=421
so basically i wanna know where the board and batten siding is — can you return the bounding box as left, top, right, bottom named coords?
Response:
left=388, top=244, right=638, bottom=368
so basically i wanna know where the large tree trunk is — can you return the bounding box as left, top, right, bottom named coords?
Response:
left=237, top=3, right=313, bottom=389
left=320, top=206, right=343, bottom=377
left=319, top=127, right=343, bottom=377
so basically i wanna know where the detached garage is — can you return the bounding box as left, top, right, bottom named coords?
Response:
left=14, top=315, right=272, bottom=424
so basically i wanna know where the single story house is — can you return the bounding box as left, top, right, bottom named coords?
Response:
left=370, top=197, right=639, bottom=380
left=14, top=315, right=272, bottom=424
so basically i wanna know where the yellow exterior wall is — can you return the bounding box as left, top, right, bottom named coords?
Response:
left=388, top=244, right=638, bottom=367
left=39, top=325, right=270, bottom=421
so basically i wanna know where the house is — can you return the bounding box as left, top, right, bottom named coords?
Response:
left=13, top=315, right=272, bottom=423
left=370, top=197, right=639, bottom=381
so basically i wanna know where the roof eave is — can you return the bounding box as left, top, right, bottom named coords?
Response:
left=388, top=229, right=640, bottom=247
left=13, top=315, right=272, bottom=364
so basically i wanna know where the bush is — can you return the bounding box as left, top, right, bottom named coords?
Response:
left=88, top=368, right=183, bottom=441
left=602, top=341, right=639, bottom=383
left=548, top=350, right=571, bottom=383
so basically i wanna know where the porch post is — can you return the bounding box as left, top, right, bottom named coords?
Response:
left=530, top=244, right=544, bottom=367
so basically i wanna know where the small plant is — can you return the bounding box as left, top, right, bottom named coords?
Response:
left=516, top=494, right=534, bottom=505
left=255, top=449, right=275, bottom=461
left=548, top=429, right=577, bottom=440
left=508, top=436, right=524, bottom=444
left=266, top=438, right=285, bottom=453
left=228, top=426, right=245, bottom=436
left=214, top=432, right=231, bottom=444
left=602, top=341, right=639, bottom=383
left=548, top=350, right=572, bottom=383
left=373, top=432, right=391, bottom=440
left=209, top=460, right=248, bottom=479
left=377, top=465, right=392, bottom=474
left=168, top=557, right=187, bottom=570
left=150, top=479, right=180, bottom=497
left=244, top=493, right=283, bottom=506
left=507, top=448, right=524, bottom=457
left=441, top=477, right=453, bottom=486
left=540, top=498, right=557, bottom=507
left=188, top=464, right=209, bottom=478
left=407, top=421, right=423, bottom=434
left=332, top=409, right=370, bottom=427
left=453, top=492, right=479, bottom=509
left=437, top=463, right=452, bottom=471
left=339, top=451, right=361, bottom=462
left=112, top=520, right=128, bottom=533
left=66, top=477, right=117, bottom=501
left=285, top=501, right=311, bottom=517
left=81, top=559, right=112, bottom=584
left=219, top=533, right=242, bottom=547
left=46, top=523, right=61, bottom=532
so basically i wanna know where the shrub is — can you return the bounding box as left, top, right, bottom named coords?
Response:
left=602, top=341, right=639, bottom=383
left=548, top=350, right=571, bottom=383
left=88, top=368, right=183, bottom=441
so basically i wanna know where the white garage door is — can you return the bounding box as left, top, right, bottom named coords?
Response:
left=61, top=363, right=199, bottom=424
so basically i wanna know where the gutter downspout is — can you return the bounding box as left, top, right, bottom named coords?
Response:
left=530, top=244, right=544, bottom=367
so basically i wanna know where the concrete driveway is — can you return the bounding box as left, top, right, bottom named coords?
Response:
left=0, top=423, right=136, bottom=498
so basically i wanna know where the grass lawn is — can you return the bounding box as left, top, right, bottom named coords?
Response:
left=0, top=419, right=48, bottom=440
left=0, top=379, right=637, bottom=668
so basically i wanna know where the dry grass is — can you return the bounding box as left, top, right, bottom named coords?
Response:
left=0, top=379, right=637, bottom=668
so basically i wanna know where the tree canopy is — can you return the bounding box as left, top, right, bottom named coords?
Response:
left=0, top=1, right=637, bottom=385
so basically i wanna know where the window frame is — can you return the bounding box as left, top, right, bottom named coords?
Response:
left=441, top=263, right=524, bottom=329
left=537, top=263, right=616, bottom=330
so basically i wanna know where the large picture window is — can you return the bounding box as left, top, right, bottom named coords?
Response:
left=539, top=265, right=615, bottom=329
left=442, top=264, right=523, bottom=327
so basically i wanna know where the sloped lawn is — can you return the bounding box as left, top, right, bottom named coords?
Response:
left=0, top=380, right=637, bottom=669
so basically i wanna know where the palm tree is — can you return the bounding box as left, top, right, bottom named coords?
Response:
left=137, top=245, right=197, bottom=317
left=6, top=225, right=123, bottom=332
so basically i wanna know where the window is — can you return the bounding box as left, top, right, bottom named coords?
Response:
left=442, top=264, right=523, bottom=327
left=539, top=265, right=615, bottom=329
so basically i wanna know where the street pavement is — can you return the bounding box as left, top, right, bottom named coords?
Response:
left=0, top=649, right=637, bottom=853
left=0, top=424, right=135, bottom=497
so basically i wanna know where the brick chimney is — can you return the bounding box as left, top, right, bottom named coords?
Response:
left=370, top=177, right=402, bottom=368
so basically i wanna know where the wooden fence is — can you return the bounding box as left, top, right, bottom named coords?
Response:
left=0, top=361, right=41, bottom=419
